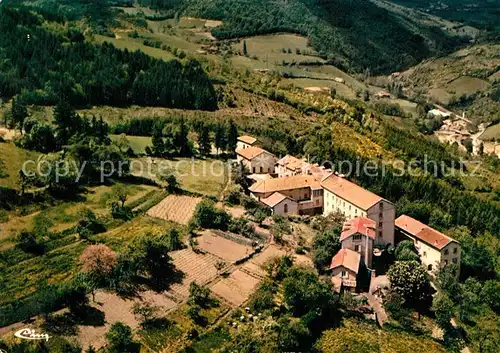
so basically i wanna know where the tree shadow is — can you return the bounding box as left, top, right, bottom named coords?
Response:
left=42, top=313, right=79, bottom=336
left=73, top=306, right=106, bottom=326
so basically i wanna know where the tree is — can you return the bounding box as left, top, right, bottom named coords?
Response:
left=112, top=184, right=128, bottom=208
left=79, top=244, right=117, bottom=299
left=387, top=261, right=433, bottom=318
left=363, top=89, right=370, bottom=101
left=132, top=300, right=160, bottom=327
left=432, top=293, right=454, bottom=330
left=164, top=228, right=183, bottom=251
left=22, top=123, right=56, bottom=153
left=76, top=208, right=106, bottom=240
left=330, top=87, right=336, bottom=99
left=437, top=264, right=461, bottom=303
left=243, top=40, right=248, bottom=56
left=191, top=199, right=230, bottom=230
left=53, top=100, right=80, bottom=148
left=188, top=281, right=219, bottom=308
left=275, top=316, right=310, bottom=352
left=128, top=235, right=176, bottom=289
left=394, top=240, right=419, bottom=262
left=313, top=226, right=341, bottom=271
left=17, top=230, right=46, bottom=254
left=161, top=174, right=179, bottom=194
left=175, top=118, right=191, bottom=156
left=198, top=123, right=211, bottom=156
left=11, top=95, right=28, bottom=134
left=470, top=314, right=500, bottom=353
left=226, top=119, right=238, bottom=153
left=214, top=123, right=227, bottom=154
left=105, top=322, right=139, bottom=353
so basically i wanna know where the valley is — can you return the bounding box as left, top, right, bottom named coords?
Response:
left=0, top=1, right=499, bottom=353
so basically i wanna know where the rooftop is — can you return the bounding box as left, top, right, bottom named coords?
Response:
left=249, top=175, right=321, bottom=194
left=329, top=248, right=361, bottom=274
left=260, top=192, right=293, bottom=207
left=236, top=146, right=273, bottom=160
left=321, top=174, right=384, bottom=210
left=341, top=216, right=376, bottom=241
left=395, top=215, right=457, bottom=250
left=237, top=135, right=257, bottom=145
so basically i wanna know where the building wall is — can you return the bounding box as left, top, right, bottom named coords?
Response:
left=331, top=266, right=357, bottom=290
left=236, top=141, right=254, bottom=150
left=323, top=189, right=367, bottom=219
left=276, top=165, right=299, bottom=178
left=398, top=229, right=461, bottom=277
left=272, top=199, right=299, bottom=216
left=254, top=186, right=311, bottom=202
left=341, top=236, right=373, bottom=268
left=238, top=153, right=277, bottom=174
left=366, top=200, right=395, bottom=247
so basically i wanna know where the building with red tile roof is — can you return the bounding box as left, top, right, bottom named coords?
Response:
left=329, top=248, right=361, bottom=292
left=340, top=217, right=376, bottom=268
left=395, top=215, right=460, bottom=276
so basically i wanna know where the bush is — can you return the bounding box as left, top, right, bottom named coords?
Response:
left=105, top=322, right=140, bottom=353
left=17, top=230, right=46, bottom=254
left=228, top=217, right=254, bottom=238
left=76, top=208, right=106, bottom=239
left=191, top=199, right=230, bottom=230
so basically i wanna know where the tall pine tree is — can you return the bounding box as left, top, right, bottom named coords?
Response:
left=226, top=119, right=238, bottom=154
left=214, top=123, right=227, bottom=155
left=198, top=123, right=211, bottom=156
left=175, top=118, right=191, bottom=156
left=11, top=95, right=28, bottom=134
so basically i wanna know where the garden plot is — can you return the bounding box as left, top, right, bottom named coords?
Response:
left=147, top=195, right=201, bottom=225
left=196, top=230, right=253, bottom=262
left=77, top=290, right=177, bottom=351
left=168, top=248, right=221, bottom=299
left=241, top=245, right=287, bottom=277
left=210, top=269, right=261, bottom=306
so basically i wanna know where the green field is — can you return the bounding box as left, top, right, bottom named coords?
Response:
left=480, top=122, right=500, bottom=141
left=0, top=142, right=40, bottom=189
left=130, top=157, right=229, bottom=198
left=110, top=134, right=152, bottom=155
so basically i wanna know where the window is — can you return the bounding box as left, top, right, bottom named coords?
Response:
left=379, top=203, right=383, bottom=210
left=444, top=249, right=449, bottom=255
left=353, top=234, right=362, bottom=241
left=452, top=258, right=458, bottom=264
left=260, top=166, right=263, bottom=173
left=349, top=205, right=351, bottom=211
left=341, top=271, right=347, bottom=278
left=354, top=245, right=360, bottom=252
left=284, top=204, right=288, bottom=214
left=444, top=260, right=448, bottom=265
left=379, top=221, right=383, bottom=228
left=427, top=264, right=433, bottom=271
left=423, top=251, right=427, bottom=257
left=252, top=167, right=256, bottom=173
left=378, top=231, right=382, bottom=237
left=315, top=199, right=319, bottom=205
left=453, top=247, right=458, bottom=254
left=355, top=209, right=358, bottom=215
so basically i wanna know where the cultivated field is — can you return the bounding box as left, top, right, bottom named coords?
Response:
left=195, top=231, right=253, bottom=262
left=147, top=195, right=202, bottom=225
left=168, top=248, right=221, bottom=299
left=210, top=269, right=261, bottom=306
left=232, top=34, right=323, bottom=65
left=76, top=290, right=177, bottom=351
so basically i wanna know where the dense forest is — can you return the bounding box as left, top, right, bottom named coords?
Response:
left=0, top=5, right=217, bottom=110
left=135, top=0, right=463, bottom=73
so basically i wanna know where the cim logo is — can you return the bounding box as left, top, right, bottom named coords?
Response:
left=14, top=328, right=50, bottom=341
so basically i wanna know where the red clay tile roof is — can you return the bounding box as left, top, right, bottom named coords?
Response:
left=236, top=146, right=274, bottom=160
left=395, top=215, right=458, bottom=250
left=329, top=248, right=361, bottom=274
left=261, top=192, right=295, bottom=207
left=340, top=217, right=376, bottom=241
left=249, top=175, right=321, bottom=194
left=237, top=135, right=257, bottom=145
left=320, top=174, right=384, bottom=210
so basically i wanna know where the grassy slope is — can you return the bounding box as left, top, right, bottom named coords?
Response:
left=0, top=142, right=40, bottom=189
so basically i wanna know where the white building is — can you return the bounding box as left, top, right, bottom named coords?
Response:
left=321, top=173, right=395, bottom=247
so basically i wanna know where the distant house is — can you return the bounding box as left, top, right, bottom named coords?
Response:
left=237, top=135, right=258, bottom=150
left=428, top=109, right=451, bottom=119
left=395, top=215, right=461, bottom=276
left=334, top=77, right=345, bottom=84
left=375, top=91, right=391, bottom=99
left=321, top=174, right=395, bottom=247
left=276, top=155, right=331, bottom=179
left=249, top=175, right=323, bottom=215
left=329, top=248, right=361, bottom=292
left=236, top=146, right=277, bottom=174
left=341, top=217, right=376, bottom=268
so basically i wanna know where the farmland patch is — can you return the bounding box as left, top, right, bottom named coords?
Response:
left=147, top=195, right=202, bottom=225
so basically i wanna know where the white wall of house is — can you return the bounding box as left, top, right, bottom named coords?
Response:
left=323, top=189, right=367, bottom=219
left=272, top=199, right=299, bottom=216
left=416, top=239, right=461, bottom=275
left=342, top=236, right=373, bottom=268
left=331, top=266, right=357, bottom=290
left=237, top=141, right=253, bottom=150
left=238, top=152, right=277, bottom=174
